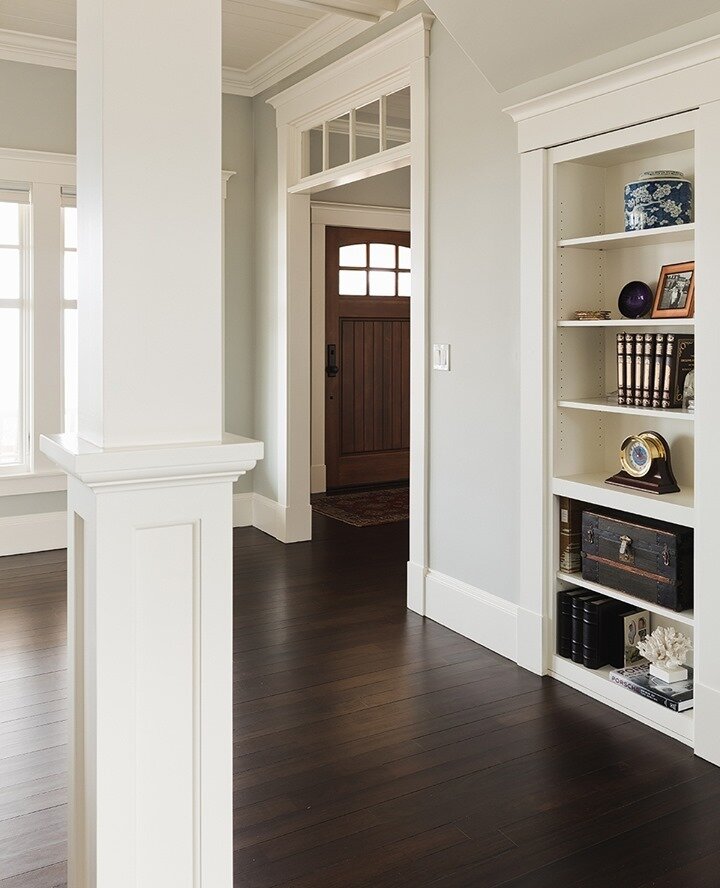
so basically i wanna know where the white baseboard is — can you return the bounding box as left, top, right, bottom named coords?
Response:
left=695, top=683, right=720, bottom=766
left=310, top=464, right=326, bottom=494
left=516, top=605, right=545, bottom=675
left=425, top=569, right=519, bottom=663
left=406, top=560, right=426, bottom=615
left=234, top=492, right=312, bottom=544
left=0, top=511, right=67, bottom=557
left=251, top=493, right=286, bottom=540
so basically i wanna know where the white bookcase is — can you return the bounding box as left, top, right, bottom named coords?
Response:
left=511, top=47, right=720, bottom=764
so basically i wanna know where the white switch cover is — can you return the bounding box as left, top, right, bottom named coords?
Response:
left=433, top=343, right=450, bottom=371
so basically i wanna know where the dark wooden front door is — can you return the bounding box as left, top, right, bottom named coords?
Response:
left=325, top=226, right=411, bottom=490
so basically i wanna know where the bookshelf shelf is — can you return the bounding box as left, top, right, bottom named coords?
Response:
left=552, top=474, right=695, bottom=527
left=558, top=398, right=695, bottom=422
left=549, top=655, right=694, bottom=746
left=557, top=223, right=695, bottom=250
left=556, top=571, right=695, bottom=626
left=557, top=318, right=695, bottom=328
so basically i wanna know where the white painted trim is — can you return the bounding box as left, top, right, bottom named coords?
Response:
left=0, top=510, right=66, bottom=556
left=310, top=200, right=410, bottom=227
left=0, top=28, right=75, bottom=69
left=251, top=493, right=288, bottom=540
left=289, top=147, right=410, bottom=195
left=425, top=570, right=519, bottom=664
left=0, top=17, right=370, bottom=99
left=310, top=201, right=410, bottom=495
left=0, top=472, right=66, bottom=497
left=0, top=146, right=75, bottom=185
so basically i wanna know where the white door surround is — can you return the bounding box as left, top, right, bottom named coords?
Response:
left=310, top=201, right=411, bottom=493
left=267, top=12, right=432, bottom=615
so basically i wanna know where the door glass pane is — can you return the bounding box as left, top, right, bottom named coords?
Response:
left=399, top=246, right=411, bottom=269
left=398, top=272, right=411, bottom=297
left=64, top=206, right=78, bottom=249
left=328, top=114, right=350, bottom=168
left=386, top=87, right=411, bottom=149
left=339, top=270, right=367, bottom=296
left=64, top=250, right=78, bottom=301
left=304, top=125, right=324, bottom=176
left=339, top=243, right=366, bottom=267
left=0, top=248, right=20, bottom=298
left=369, top=243, right=396, bottom=269
left=355, top=100, right=380, bottom=160
left=0, top=308, right=21, bottom=465
left=64, top=308, right=78, bottom=435
left=0, top=203, right=19, bottom=246
left=369, top=270, right=396, bottom=297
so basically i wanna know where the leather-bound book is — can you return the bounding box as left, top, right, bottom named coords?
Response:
left=625, top=333, right=634, bottom=405
left=617, top=333, right=626, bottom=405
left=556, top=588, right=586, bottom=659
left=634, top=333, right=644, bottom=406
left=583, top=598, right=626, bottom=669
left=572, top=593, right=599, bottom=663
left=662, top=334, right=694, bottom=409
left=641, top=333, right=653, bottom=407
left=652, top=334, right=666, bottom=408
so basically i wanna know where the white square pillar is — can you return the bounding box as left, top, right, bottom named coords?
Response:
left=40, top=0, right=263, bottom=884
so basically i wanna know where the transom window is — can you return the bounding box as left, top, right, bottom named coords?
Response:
left=0, top=193, right=30, bottom=470
left=339, top=241, right=411, bottom=298
left=302, top=86, right=410, bottom=178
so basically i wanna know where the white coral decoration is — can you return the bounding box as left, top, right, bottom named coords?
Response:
left=636, top=626, right=693, bottom=670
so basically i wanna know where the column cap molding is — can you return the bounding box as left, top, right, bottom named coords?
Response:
left=40, top=433, right=263, bottom=489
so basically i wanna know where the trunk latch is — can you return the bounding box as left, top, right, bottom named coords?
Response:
left=619, top=535, right=634, bottom=564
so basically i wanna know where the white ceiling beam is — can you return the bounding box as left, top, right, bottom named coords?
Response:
left=270, top=0, right=399, bottom=24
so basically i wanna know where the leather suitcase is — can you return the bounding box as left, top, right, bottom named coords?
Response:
left=581, top=509, right=693, bottom=612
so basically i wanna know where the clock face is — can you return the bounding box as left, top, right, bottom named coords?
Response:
left=622, top=438, right=651, bottom=477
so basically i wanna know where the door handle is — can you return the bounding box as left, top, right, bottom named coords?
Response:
left=326, top=344, right=339, bottom=378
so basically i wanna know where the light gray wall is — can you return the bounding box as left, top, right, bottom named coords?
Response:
left=0, top=63, right=256, bottom=514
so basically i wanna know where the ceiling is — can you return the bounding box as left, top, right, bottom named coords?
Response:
left=427, top=0, right=720, bottom=92
left=0, top=0, right=400, bottom=80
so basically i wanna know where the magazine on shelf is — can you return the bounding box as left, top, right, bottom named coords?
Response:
left=609, top=664, right=694, bottom=712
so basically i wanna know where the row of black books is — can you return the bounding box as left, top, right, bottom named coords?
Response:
left=557, top=588, right=648, bottom=671
left=616, top=333, right=694, bottom=408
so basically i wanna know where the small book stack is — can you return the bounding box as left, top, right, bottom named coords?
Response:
left=610, top=664, right=694, bottom=712
left=616, top=333, right=694, bottom=408
left=557, top=589, right=636, bottom=670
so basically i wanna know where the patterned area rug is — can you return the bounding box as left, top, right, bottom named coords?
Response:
left=312, top=486, right=409, bottom=527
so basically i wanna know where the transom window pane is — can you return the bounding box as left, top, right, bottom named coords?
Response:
left=0, top=203, right=19, bottom=246
left=398, top=271, right=411, bottom=298
left=328, top=113, right=350, bottom=168
left=399, top=246, right=411, bottom=269
left=355, top=100, right=380, bottom=160
left=339, top=270, right=367, bottom=296
left=369, top=243, right=396, bottom=269
left=369, top=270, right=396, bottom=297
left=339, top=243, right=366, bottom=267
left=386, top=87, right=411, bottom=149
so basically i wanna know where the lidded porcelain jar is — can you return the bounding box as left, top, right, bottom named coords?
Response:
left=624, top=170, right=693, bottom=231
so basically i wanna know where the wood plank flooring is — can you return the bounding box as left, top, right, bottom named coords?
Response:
left=1, top=514, right=719, bottom=887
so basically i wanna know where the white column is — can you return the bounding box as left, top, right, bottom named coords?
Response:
left=40, top=0, right=263, bottom=885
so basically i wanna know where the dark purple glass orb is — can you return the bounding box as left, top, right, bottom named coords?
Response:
left=618, top=281, right=653, bottom=319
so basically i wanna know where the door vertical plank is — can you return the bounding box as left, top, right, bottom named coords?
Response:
left=401, top=319, right=410, bottom=449
left=363, top=321, right=375, bottom=453
left=392, top=320, right=403, bottom=449
left=373, top=321, right=384, bottom=451
left=341, top=320, right=355, bottom=456
left=354, top=321, right=364, bottom=454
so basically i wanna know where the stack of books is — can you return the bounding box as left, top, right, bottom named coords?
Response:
left=616, top=333, right=693, bottom=408
left=610, top=664, right=694, bottom=712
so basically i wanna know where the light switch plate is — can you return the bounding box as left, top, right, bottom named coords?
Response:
left=433, top=343, right=450, bottom=371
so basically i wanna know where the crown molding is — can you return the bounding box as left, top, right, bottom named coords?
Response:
left=0, top=14, right=370, bottom=98
left=0, top=28, right=74, bottom=69
left=504, top=32, right=720, bottom=123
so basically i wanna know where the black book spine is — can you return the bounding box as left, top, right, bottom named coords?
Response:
left=617, top=333, right=625, bottom=405
left=652, top=334, right=666, bottom=409
left=642, top=333, right=653, bottom=407
left=572, top=594, right=595, bottom=663
left=582, top=598, right=609, bottom=670
left=556, top=591, right=573, bottom=658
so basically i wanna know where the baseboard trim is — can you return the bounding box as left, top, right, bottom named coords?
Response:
left=0, top=511, right=67, bottom=557
left=236, top=492, right=311, bottom=544
left=406, top=560, right=426, bottom=615
left=425, top=569, right=518, bottom=663
left=232, top=492, right=254, bottom=527
left=694, top=682, right=720, bottom=766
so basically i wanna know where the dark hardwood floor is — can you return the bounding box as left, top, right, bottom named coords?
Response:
left=1, top=515, right=719, bottom=887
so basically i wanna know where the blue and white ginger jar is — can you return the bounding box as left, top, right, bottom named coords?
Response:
left=624, top=170, right=693, bottom=231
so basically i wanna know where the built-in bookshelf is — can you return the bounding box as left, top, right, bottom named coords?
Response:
left=544, top=112, right=698, bottom=746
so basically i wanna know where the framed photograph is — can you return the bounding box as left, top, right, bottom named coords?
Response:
left=624, top=609, right=649, bottom=667
left=651, top=261, right=695, bottom=318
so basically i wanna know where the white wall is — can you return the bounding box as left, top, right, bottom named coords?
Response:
left=318, top=166, right=411, bottom=208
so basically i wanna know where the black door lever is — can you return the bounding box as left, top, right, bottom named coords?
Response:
left=326, top=344, right=339, bottom=377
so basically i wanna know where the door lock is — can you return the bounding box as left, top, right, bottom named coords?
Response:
left=326, top=344, right=339, bottom=378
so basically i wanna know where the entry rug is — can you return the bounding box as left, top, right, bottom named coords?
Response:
left=312, top=486, right=409, bottom=527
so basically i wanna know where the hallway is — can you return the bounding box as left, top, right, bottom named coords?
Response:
left=1, top=517, right=719, bottom=887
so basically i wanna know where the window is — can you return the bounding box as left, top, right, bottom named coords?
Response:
left=338, top=241, right=411, bottom=298
left=63, top=202, right=78, bottom=436
left=0, top=192, right=30, bottom=470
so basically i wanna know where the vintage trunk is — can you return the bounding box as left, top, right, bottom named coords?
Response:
left=581, top=510, right=694, bottom=612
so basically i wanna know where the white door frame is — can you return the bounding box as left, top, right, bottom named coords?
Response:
left=310, top=201, right=411, bottom=494
left=268, top=13, right=432, bottom=613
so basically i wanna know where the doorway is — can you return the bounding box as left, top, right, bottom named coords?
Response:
left=325, top=225, right=411, bottom=490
